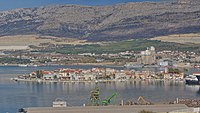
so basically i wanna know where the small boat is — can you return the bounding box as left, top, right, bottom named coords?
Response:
left=28, top=64, right=38, bottom=67
left=33, top=65, right=38, bottom=67
left=10, top=77, right=17, bottom=81
left=185, top=73, right=200, bottom=85
left=18, top=64, right=28, bottom=67
left=53, top=98, right=67, bottom=107
left=194, top=65, right=200, bottom=68
left=17, top=108, right=27, bottom=113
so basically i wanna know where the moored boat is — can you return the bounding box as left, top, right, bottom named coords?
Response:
left=18, top=64, right=28, bottom=67
left=194, top=65, right=200, bottom=68
left=185, top=72, right=200, bottom=85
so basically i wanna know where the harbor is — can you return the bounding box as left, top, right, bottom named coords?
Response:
left=0, top=65, right=200, bottom=113
left=20, top=87, right=200, bottom=113
left=20, top=89, right=200, bottom=113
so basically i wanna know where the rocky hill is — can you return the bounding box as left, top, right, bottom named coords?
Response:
left=0, top=0, right=200, bottom=41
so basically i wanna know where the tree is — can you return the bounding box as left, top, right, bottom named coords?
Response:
left=53, top=75, right=57, bottom=79
left=36, top=70, right=43, bottom=79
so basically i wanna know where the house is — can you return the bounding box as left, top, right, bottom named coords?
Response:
left=43, top=74, right=58, bottom=80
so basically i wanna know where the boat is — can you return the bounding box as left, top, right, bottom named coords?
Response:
left=17, top=108, right=27, bottom=113
left=194, top=65, right=200, bottom=68
left=11, top=77, right=19, bottom=81
left=29, top=64, right=38, bottom=67
left=195, top=72, right=200, bottom=84
left=18, top=64, right=28, bottom=67
left=185, top=73, right=200, bottom=85
left=53, top=98, right=67, bottom=107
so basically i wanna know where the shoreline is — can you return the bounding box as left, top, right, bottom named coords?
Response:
left=11, top=77, right=185, bottom=83
left=0, top=63, right=123, bottom=67
left=0, top=63, right=196, bottom=68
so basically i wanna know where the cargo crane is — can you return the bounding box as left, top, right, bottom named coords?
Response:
left=90, top=87, right=117, bottom=106
left=101, top=92, right=117, bottom=105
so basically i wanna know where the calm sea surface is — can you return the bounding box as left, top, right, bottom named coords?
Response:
left=0, top=66, right=200, bottom=113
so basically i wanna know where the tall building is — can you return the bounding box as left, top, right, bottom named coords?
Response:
left=140, top=46, right=156, bottom=65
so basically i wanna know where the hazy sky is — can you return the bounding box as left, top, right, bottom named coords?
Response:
left=0, top=0, right=163, bottom=11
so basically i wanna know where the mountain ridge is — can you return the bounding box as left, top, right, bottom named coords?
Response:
left=0, top=0, right=200, bottom=41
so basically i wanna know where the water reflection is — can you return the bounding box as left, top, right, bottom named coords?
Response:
left=15, top=80, right=196, bottom=90
left=1, top=66, right=200, bottom=113
left=1, top=80, right=200, bottom=113
left=1, top=81, right=199, bottom=111
left=16, top=80, right=199, bottom=101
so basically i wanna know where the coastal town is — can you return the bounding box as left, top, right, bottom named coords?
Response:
left=6, top=46, right=199, bottom=83
left=1, top=0, right=200, bottom=113
left=0, top=46, right=199, bottom=68
left=12, top=66, right=185, bottom=82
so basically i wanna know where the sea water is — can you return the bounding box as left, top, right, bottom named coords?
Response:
left=0, top=66, right=199, bottom=113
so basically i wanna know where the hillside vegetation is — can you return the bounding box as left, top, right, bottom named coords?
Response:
left=0, top=0, right=200, bottom=41
left=37, top=39, right=200, bottom=54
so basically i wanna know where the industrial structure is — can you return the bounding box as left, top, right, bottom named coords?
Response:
left=90, top=87, right=117, bottom=106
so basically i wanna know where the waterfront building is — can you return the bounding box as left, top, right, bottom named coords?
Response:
left=59, top=69, right=82, bottom=81
left=115, top=72, right=129, bottom=81
left=163, top=72, right=184, bottom=80
left=82, top=72, right=96, bottom=81
left=43, top=74, right=58, bottom=80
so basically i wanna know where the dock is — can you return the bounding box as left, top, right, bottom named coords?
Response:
left=25, top=104, right=189, bottom=113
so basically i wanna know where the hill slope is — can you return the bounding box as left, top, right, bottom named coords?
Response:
left=0, top=0, right=200, bottom=41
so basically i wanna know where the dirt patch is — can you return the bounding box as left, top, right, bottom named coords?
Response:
left=0, top=35, right=93, bottom=46
left=150, top=33, right=200, bottom=44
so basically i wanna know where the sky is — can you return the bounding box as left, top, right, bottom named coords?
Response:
left=0, top=0, right=164, bottom=11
